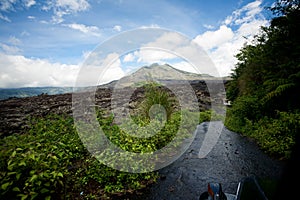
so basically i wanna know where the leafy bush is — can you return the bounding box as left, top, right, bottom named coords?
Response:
left=224, top=96, right=262, bottom=133
left=226, top=110, right=300, bottom=159
left=250, top=111, right=300, bottom=159
left=137, top=82, right=178, bottom=121
left=0, top=114, right=159, bottom=199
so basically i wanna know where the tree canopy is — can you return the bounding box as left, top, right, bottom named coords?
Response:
left=225, top=0, right=300, bottom=159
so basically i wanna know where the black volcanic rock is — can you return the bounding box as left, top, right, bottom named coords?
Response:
left=0, top=80, right=219, bottom=137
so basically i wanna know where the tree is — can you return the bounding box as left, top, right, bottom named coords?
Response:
left=227, top=0, right=300, bottom=117
left=225, top=0, right=300, bottom=160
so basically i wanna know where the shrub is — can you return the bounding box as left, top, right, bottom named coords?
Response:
left=251, top=111, right=300, bottom=159
left=0, top=114, right=158, bottom=199
left=225, top=109, right=300, bottom=159
left=137, top=82, right=178, bottom=121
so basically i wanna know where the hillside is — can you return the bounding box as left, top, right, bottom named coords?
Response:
left=116, top=63, right=219, bottom=88
left=0, top=86, right=73, bottom=100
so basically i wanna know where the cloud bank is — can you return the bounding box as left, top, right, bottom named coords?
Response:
left=194, top=0, right=268, bottom=76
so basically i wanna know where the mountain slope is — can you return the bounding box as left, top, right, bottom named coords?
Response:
left=115, top=63, right=219, bottom=88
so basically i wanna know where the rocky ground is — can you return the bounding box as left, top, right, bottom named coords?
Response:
left=0, top=80, right=223, bottom=137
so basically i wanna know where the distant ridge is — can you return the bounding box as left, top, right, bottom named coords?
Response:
left=0, top=87, right=73, bottom=100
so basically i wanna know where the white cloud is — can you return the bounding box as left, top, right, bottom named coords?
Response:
left=99, top=53, right=124, bottom=84
left=120, top=0, right=267, bottom=77
left=47, top=0, right=90, bottom=23
left=0, top=0, right=16, bottom=12
left=0, top=43, right=21, bottom=54
left=82, top=50, right=92, bottom=60
left=0, top=0, right=35, bottom=21
left=117, top=31, right=217, bottom=76
left=203, top=24, right=214, bottom=29
left=27, top=15, right=35, bottom=20
left=193, top=0, right=268, bottom=76
left=136, top=48, right=176, bottom=64
left=0, top=53, right=80, bottom=88
left=123, top=53, right=135, bottom=62
left=0, top=13, right=11, bottom=22
left=0, top=51, right=125, bottom=88
left=24, top=0, right=36, bottom=8
left=133, top=31, right=218, bottom=76
left=0, top=36, right=22, bottom=54
left=113, top=25, right=122, bottom=32
left=120, top=32, right=186, bottom=65
left=172, top=61, right=197, bottom=74
left=56, top=0, right=90, bottom=12
left=77, top=52, right=125, bottom=86
left=224, top=0, right=263, bottom=25
left=21, top=31, right=30, bottom=36
left=194, top=25, right=234, bottom=50
left=64, top=23, right=101, bottom=36
left=8, top=36, right=21, bottom=45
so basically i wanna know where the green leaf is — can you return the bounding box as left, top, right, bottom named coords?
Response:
left=29, top=174, right=38, bottom=182
left=29, top=154, right=35, bottom=160
left=11, top=150, right=17, bottom=157
left=44, top=182, right=50, bottom=187
left=57, top=172, right=63, bottom=177
left=1, top=182, right=12, bottom=190
left=21, top=194, right=28, bottom=200
left=18, top=160, right=26, bottom=166
left=7, top=163, right=15, bottom=171
left=16, top=173, right=21, bottom=180
left=45, top=196, right=51, bottom=200
left=12, top=187, right=21, bottom=192
left=51, top=155, right=58, bottom=160
left=40, top=188, right=49, bottom=193
left=30, top=193, right=38, bottom=200
left=7, top=171, right=17, bottom=176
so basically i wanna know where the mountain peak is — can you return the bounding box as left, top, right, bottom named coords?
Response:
left=115, top=63, right=215, bottom=88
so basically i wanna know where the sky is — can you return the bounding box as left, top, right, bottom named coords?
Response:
left=0, top=0, right=275, bottom=88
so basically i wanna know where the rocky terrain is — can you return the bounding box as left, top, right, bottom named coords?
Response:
left=0, top=80, right=227, bottom=137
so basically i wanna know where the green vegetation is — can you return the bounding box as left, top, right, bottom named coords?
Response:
left=0, top=81, right=213, bottom=199
left=0, top=114, right=159, bottom=199
left=137, top=82, right=177, bottom=121
left=225, top=0, right=300, bottom=159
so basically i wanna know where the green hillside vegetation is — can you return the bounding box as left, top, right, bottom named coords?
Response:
left=225, top=0, right=300, bottom=159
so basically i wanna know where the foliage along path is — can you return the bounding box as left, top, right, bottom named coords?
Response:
left=137, top=121, right=284, bottom=200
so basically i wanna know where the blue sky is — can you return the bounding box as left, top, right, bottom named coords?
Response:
left=0, top=0, right=275, bottom=88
